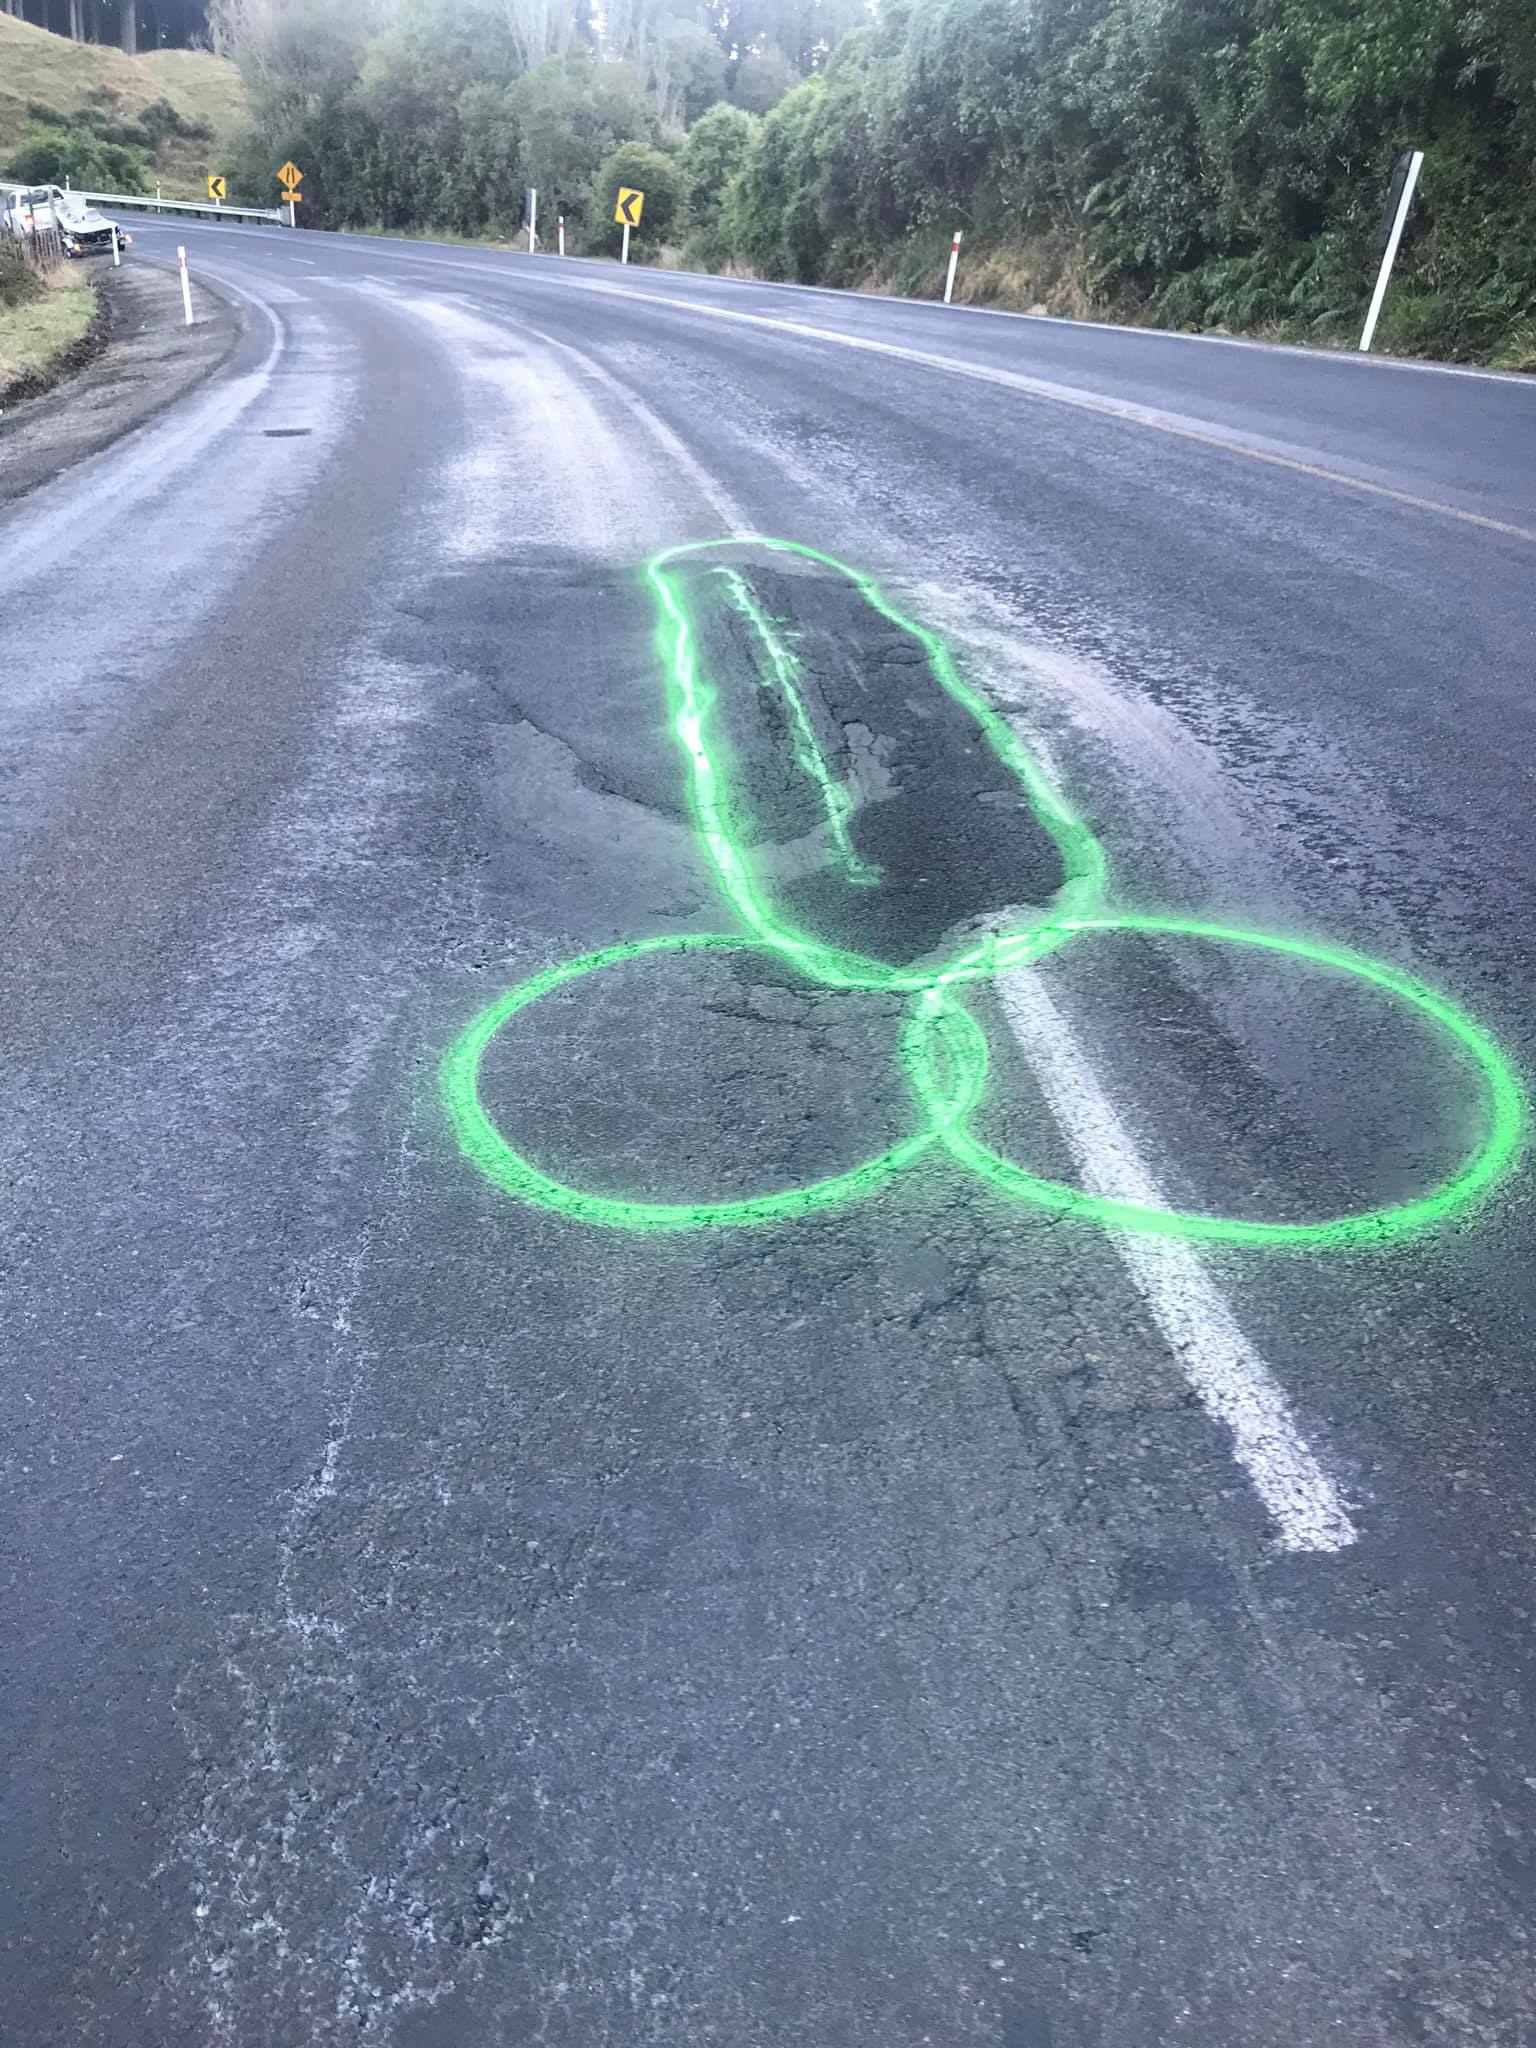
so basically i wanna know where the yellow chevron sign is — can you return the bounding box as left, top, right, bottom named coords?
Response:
left=207, top=175, right=226, bottom=203
left=614, top=187, right=644, bottom=228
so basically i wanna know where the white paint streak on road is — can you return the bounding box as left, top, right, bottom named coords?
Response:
left=530, top=274, right=1536, bottom=546
left=994, top=953, right=1357, bottom=1552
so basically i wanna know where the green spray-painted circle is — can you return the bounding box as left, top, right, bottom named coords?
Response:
left=442, top=931, right=991, bottom=1231
left=906, top=914, right=1524, bottom=1248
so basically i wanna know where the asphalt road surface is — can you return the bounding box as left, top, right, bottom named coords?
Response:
left=4, top=218, right=1536, bottom=2047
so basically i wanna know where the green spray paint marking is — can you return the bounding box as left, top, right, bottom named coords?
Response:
left=715, top=566, right=882, bottom=888
left=442, top=537, right=1523, bottom=1245
left=443, top=933, right=987, bottom=1230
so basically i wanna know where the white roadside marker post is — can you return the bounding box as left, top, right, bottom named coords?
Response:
left=621, top=220, right=630, bottom=266
left=1359, top=149, right=1423, bottom=353
left=527, top=185, right=537, bottom=256
left=944, top=228, right=963, bottom=305
left=558, top=214, right=565, bottom=258
left=111, top=221, right=120, bottom=267
left=177, top=243, right=193, bottom=326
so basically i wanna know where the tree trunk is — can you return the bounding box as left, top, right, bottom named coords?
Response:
left=121, top=0, right=137, bottom=54
left=70, top=0, right=84, bottom=40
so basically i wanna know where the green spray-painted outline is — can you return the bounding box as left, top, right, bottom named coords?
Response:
left=442, top=537, right=1523, bottom=1245
left=908, top=915, right=1524, bottom=1247
left=715, top=566, right=883, bottom=888
left=645, top=537, right=1109, bottom=992
left=442, top=932, right=989, bottom=1229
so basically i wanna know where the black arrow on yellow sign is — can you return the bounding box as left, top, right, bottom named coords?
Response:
left=614, top=187, right=644, bottom=229
left=207, top=175, right=226, bottom=203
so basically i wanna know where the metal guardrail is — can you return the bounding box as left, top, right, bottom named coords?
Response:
left=70, top=190, right=285, bottom=225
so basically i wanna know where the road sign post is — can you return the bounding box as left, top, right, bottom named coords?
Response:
left=277, top=160, right=303, bottom=229
left=944, top=229, right=963, bottom=305
left=1359, top=149, right=1423, bottom=353
left=614, top=187, right=644, bottom=265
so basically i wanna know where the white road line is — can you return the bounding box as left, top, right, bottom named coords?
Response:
left=994, top=955, right=1357, bottom=1552
left=290, top=226, right=1535, bottom=387
left=507, top=274, right=1536, bottom=545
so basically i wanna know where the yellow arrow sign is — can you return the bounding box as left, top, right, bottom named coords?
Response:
left=614, top=187, right=644, bottom=228
left=207, top=175, right=226, bottom=203
left=278, top=161, right=303, bottom=191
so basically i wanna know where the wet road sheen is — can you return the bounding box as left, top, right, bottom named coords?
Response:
left=2, top=219, right=1535, bottom=2047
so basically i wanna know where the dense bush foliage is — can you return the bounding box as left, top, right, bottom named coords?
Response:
left=218, top=0, right=1535, bottom=362
left=215, top=0, right=847, bottom=242
left=5, top=124, right=150, bottom=190
left=715, top=0, right=1536, bottom=359
left=0, top=91, right=207, bottom=193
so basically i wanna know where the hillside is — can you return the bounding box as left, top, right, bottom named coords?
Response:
left=0, top=14, right=247, bottom=200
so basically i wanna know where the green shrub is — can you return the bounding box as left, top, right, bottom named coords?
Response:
left=0, top=240, right=46, bottom=313
left=5, top=127, right=152, bottom=195
left=139, top=97, right=214, bottom=145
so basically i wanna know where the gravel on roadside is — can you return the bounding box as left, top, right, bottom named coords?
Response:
left=0, top=257, right=241, bottom=508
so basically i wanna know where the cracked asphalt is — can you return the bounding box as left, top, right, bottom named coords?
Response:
left=3, top=220, right=1536, bottom=2047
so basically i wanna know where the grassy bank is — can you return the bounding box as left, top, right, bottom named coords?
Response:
left=0, top=263, right=96, bottom=402
left=0, top=15, right=247, bottom=202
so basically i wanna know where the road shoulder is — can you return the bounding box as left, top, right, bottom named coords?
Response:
left=0, top=258, right=241, bottom=510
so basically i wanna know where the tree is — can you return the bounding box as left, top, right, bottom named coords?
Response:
left=678, top=97, right=754, bottom=256
left=720, top=72, right=824, bottom=274
left=504, top=55, right=655, bottom=223
left=650, top=14, right=729, bottom=125
left=499, top=0, right=581, bottom=71
left=211, top=0, right=381, bottom=121
left=730, top=40, right=797, bottom=112
left=680, top=98, right=754, bottom=213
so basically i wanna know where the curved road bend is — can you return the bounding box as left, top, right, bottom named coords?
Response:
left=3, top=217, right=1535, bottom=2045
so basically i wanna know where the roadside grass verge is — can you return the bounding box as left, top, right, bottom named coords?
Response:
left=0, top=261, right=97, bottom=403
